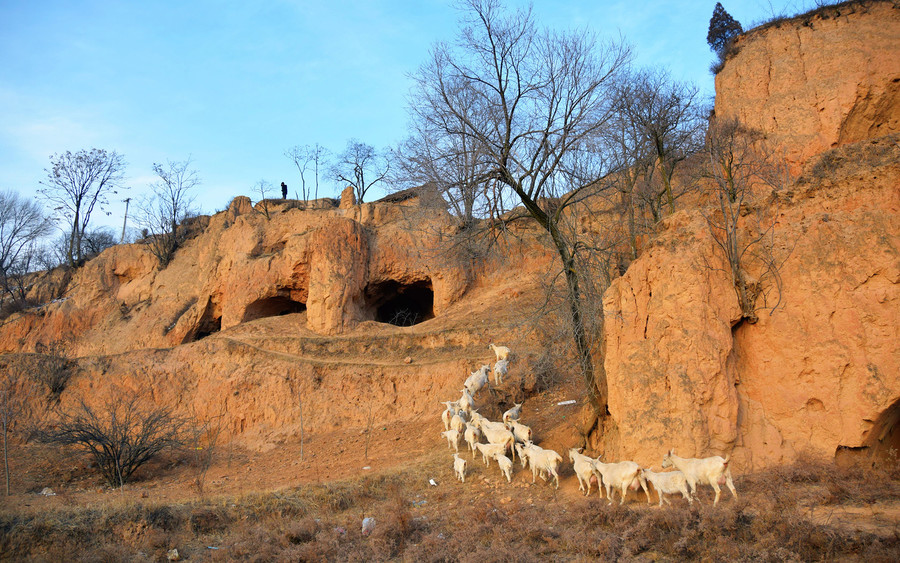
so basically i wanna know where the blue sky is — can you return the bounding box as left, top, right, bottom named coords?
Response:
left=1, top=0, right=823, bottom=231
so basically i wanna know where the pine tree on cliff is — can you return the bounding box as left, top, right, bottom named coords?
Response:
left=707, top=2, right=743, bottom=58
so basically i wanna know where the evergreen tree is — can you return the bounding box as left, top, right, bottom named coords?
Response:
left=707, top=2, right=743, bottom=56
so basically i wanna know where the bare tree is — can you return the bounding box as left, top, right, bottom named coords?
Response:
left=331, top=140, right=390, bottom=203
left=187, top=402, right=226, bottom=496
left=620, top=69, right=704, bottom=221
left=39, top=149, right=127, bottom=268
left=393, top=107, right=497, bottom=227
left=285, top=144, right=331, bottom=204
left=34, top=394, right=187, bottom=488
left=0, top=370, right=33, bottom=496
left=254, top=179, right=274, bottom=219
left=408, top=0, right=631, bottom=416
left=136, top=159, right=200, bottom=267
left=700, top=117, right=789, bottom=324
left=0, top=190, right=53, bottom=307
left=605, top=68, right=705, bottom=263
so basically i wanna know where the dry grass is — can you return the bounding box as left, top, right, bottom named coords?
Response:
left=2, top=452, right=898, bottom=561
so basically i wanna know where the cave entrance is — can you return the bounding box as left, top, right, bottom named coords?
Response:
left=866, top=399, right=900, bottom=465
left=836, top=399, right=900, bottom=467
left=241, top=296, right=307, bottom=323
left=183, top=297, right=222, bottom=343
left=365, top=279, right=434, bottom=327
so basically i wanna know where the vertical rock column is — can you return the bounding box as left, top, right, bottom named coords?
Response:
left=306, top=217, right=369, bottom=335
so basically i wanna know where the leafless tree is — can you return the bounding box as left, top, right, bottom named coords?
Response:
left=0, top=191, right=53, bottom=307
left=619, top=68, right=705, bottom=221
left=407, top=0, right=631, bottom=416
left=393, top=106, right=498, bottom=228
left=38, top=149, right=127, bottom=268
left=0, top=370, right=34, bottom=496
left=136, top=159, right=200, bottom=267
left=700, top=116, right=790, bottom=324
left=254, top=179, right=274, bottom=219
left=604, top=68, right=705, bottom=263
left=34, top=394, right=187, bottom=488
left=187, top=401, right=226, bottom=496
left=331, top=140, right=390, bottom=203
left=285, top=144, right=331, bottom=204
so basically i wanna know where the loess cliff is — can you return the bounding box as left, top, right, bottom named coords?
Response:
left=0, top=1, right=898, bottom=475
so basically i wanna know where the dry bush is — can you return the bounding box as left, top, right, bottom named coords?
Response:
left=34, top=395, right=188, bottom=488
left=4, top=453, right=900, bottom=561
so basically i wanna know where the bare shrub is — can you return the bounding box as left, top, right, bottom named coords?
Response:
left=187, top=402, right=226, bottom=496
left=34, top=395, right=187, bottom=488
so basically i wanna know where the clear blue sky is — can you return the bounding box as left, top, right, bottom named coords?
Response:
left=1, top=0, right=822, bottom=231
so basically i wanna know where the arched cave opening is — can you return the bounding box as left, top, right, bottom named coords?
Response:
left=365, top=279, right=434, bottom=327
left=183, top=301, right=221, bottom=344
left=241, top=296, right=307, bottom=323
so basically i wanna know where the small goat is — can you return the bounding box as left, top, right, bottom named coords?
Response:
left=453, top=453, right=467, bottom=483
left=502, top=403, right=522, bottom=424
left=568, top=448, right=598, bottom=496
left=493, top=359, right=509, bottom=385
left=489, top=343, right=510, bottom=362
left=464, top=365, right=490, bottom=396
left=641, top=468, right=693, bottom=507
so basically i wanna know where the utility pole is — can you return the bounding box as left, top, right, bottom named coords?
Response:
left=120, top=197, right=131, bottom=243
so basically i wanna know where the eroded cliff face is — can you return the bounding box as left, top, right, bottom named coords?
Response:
left=602, top=134, right=899, bottom=471
left=714, top=0, right=900, bottom=174
left=0, top=190, right=554, bottom=450
left=596, top=2, right=900, bottom=471
left=0, top=194, right=476, bottom=354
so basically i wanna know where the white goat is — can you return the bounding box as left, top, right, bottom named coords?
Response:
left=520, top=442, right=562, bottom=488
left=450, top=411, right=467, bottom=433
left=441, top=401, right=459, bottom=431
left=476, top=442, right=509, bottom=466
left=592, top=457, right=650, bottom=505
left=505, top=420, right=532, bottom=444
left=467, top=409, right=485, bottom=426
left=458, top=388, right=476, bottom=413
left=492, top=452, right=514, bottom=483
left=502, top=403, right=522, bottom=423
left=569, top=448, right=598, bottom=496
left=453, top=453, right=467, bottom=483
left=440, top=429, right=461, bottom=453
left=464, top=365, right=490, bottom=396
left=641, top=468, right=693, bottom=507
left=463, top=422, right=482, bottom=459
left=493, top=359, right=509, bottom=385
left=515, top=443, right=530, bottom=469
left=479, top=420, right=516, bottom=461
left=489, top=343, right=510, bottom=362
left=661, top=449, right=737, bottom=506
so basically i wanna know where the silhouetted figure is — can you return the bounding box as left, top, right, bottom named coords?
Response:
left=281, top=182, right=288, bottom=199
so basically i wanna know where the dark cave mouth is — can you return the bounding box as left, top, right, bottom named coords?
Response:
left=241, top=296, right=307, bottom=323
left=365, top=279, right=434, bottom=327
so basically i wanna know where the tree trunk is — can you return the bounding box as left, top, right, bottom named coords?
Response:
left=546, top=220, right=608, bottom=417
left=3, top=419, right=10, bottom=496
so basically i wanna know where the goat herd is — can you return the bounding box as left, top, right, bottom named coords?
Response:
left=439, top=343, right=738, bottom=507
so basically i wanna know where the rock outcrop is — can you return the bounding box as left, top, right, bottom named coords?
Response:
left=714, top=0, right=900, bottom=173
left=0, top=195, right=476, bottom=354
left=603, top=135, right=899, bottom=470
